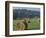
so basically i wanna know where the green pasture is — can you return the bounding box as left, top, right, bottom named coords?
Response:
left=13, top=17, right=40, bottom=31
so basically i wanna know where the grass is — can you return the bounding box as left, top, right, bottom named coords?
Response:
left=13, top=17, right=40, bottom=31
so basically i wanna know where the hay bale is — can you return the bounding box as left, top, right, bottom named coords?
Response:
left=16, top=22, right=25, bottom=30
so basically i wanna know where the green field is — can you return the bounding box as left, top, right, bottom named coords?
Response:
left=13, top=17, right=40, bottom=31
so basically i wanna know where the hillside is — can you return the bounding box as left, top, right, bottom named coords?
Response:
left=13, top=8, right=40, bottom=19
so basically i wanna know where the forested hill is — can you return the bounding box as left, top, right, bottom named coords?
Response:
left=13, top=9, right=40, bottom=19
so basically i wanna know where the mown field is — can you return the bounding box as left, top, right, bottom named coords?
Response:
left=13, top=17, right=40, bottom=31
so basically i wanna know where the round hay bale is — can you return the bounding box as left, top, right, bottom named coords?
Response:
left=16, top=22, right=25, bottom=30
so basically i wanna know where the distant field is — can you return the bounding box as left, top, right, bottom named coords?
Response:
left=13, top=17, right=40, bottom=31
